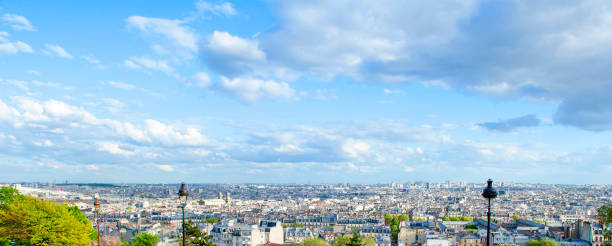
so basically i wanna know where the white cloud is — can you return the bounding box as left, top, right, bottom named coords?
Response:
left=43, top=44, right=72, bottom=58
left=81, top=56, right=106, bottom=69
left=102, top=98, right=124, bottom=113
left=126, top=16, right=198, bottom=58
left=1, top=14, right=35, bottom=31
left=195, top=1, right=237, bottom=16
left=104, top=81, right=136, bottom=90
left=216, top=76, right=296, bottom=103
left=191, top=72, right=211, bottom=88
left=403, top=166, right=415, bottom=173
left=87, top=164, right=100, bottom=170
left=0, top=40, right=33, bottom=54
left=202, top=31, right=266, bottom=76
left=155, top=164, right=174, bottom=172
left=124, top=57, right=173, bottom=73
left=416, top=147, right=424, bottom=154
left=96, top=142, right=135, bottom=157
left=33, top=139, right=54, bottom=147
left=383, top=88, right=405, bottom=95
left=0, top=99, right=20, bottom=122
left=12, top=97, right=97, bottom=124
left=342, top=138, right=370, bottom=160
left=143, top=119, right=208, bottom=146
left=207, top=31, right=265, bottom=61
left=27, top=69, right=40, bottom=75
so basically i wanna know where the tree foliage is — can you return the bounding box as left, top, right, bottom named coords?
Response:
left=397, top=214, right=409, bottom=222
left=332, top=235, right=351, bottom=246
left=383, top=213, right=393, bottom=225
left=361, top=236, right=375, bottom=246
left=181, top=219, right=215, bottom=246
left=334, top=234, right=374, bottom=246
left=0, top=187, right=93, bottom=245
left=125, top=232, right=159, bottom=246
left=384, top=213, right=409, bottom=242
left=347, top=233, right=362, bottom=246
left=598, top=204, right=612, bottom=226
left=442, top=216, right=473, bottom=222
left=525, top=238, right=559, bottom=246
left=204, top=217, right=220, bottom=224
left=290, top=222, right=306, bottom=228
left=296, top=237, right=328, bottom=246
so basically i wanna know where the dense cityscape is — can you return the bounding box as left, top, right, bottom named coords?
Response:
left=2, top=181, right=610, bottom=246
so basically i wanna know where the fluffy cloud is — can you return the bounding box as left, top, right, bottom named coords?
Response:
left=155, top=164, right=174, bottom=172
left=126, top=16, right=198, bottom=58
left=103, top=81, right=136, bottom=90
left=0, top=33, right=33, bottom=54
left=215, top=76, right=296, bottom=103
left=81, top=56, right=106, bottom=69
left=191, top=72, right=211, bottom=88
left=124, top=57, right=173, bottom=73
left=195, top=1, right=237, bottom=16
left=43, top=44, right=72, bottom=58
left=0, top=99, right=20, bottom=122
left=96, top=142, right=135, bottom=157
left=191, top=0, right=612, bottom=130
left=478, top=114, right=541, bottom=133
left=1, top=14, right=35, bottom=31
left=202, top=31, right=266, bottom=76
left=1, top=96, right=608, bottom=182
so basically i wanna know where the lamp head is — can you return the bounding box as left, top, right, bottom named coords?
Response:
left=94, top=197, right=100, bottom=210
left=482, top=179, right=498, bottom=199
left=178, top=182, right=189, bottom=203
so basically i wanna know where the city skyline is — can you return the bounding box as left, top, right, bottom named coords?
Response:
left=1, top=1, right=612, bottom=184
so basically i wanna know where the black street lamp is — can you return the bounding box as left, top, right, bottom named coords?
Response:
left=178, top=182, right=189, bottom=246
left=94, top=197, right=101, bottom=246
left=482, top=179, right=498, bottom=246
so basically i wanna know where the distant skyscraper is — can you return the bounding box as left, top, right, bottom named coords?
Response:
left=218, top=192, right=223, bottom=199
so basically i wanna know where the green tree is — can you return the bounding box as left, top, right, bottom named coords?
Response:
left=598, top=205, right=612, bottom=246
left=181, top=219, right=215, bottom=246
left=525, top=238, right=559, bottom=246
left=204, top=217, right=220, bottom=224
left=391, top=224, right=399, bottom=242
left=398, top=214, right=409, bottom=222
left=290, top=222, right=306, bottom=228
left=297, top=237, right=328, bottom=246
left=67, top=205, right=99, bottom=241
left=332, top=235, right=351, bottom=246
left=0, top=187, right=93, bottom=245
left=597, top=205, right=612, bottom=225
left=361, top=236, right=375, bottom=246
left=511, top=215, right=520, bottom=221
left=460, top=216, right=473, bottom=222
left=465, top=224, right=477, bottom=230
left=125, top=232, right=159, bottom=246
left=347, top=233, right=362, bottom=246
left=465, top=224, right=478, bottom=234
left=384, top=213, right=393, bottom=225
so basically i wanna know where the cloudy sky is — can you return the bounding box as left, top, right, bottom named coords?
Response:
left=1, top=0, right=611, bottom=184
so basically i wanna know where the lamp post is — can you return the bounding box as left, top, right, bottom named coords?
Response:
left=94, top=197, right=101, bottom=246
left=178, top=182, right=189, bottom=246
left=482, top=179, right=497, bottom=246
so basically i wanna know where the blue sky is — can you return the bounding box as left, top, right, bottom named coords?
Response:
left=1, top=0, right=611, bottom=184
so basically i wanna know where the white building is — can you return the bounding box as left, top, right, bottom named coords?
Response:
left=285, top=227, right=313, bottom=243
left=210, top=220, right=284, bottom=246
